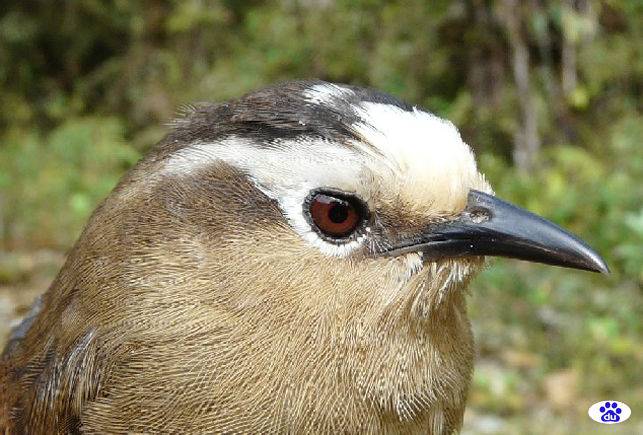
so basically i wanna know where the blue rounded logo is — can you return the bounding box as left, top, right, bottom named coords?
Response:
left=588, top=400, right=631, bottom=424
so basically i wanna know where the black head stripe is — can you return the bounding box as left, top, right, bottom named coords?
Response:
left=157, top=80, right=416, bottom=159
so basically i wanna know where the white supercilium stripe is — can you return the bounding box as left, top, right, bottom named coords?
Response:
left=163, top=137, right=368, bottom=257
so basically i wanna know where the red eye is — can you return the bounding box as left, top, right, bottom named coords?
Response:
left=309, top=193, right=365, bottom=238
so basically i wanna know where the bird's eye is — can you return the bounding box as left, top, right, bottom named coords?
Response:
left=307, top=192, right=367, bottom=239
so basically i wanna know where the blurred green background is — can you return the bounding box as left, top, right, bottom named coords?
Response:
left=0, top=1, right=640, bottom=433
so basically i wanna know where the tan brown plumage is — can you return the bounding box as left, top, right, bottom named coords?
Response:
left=0, top=81, right=606, bottom=434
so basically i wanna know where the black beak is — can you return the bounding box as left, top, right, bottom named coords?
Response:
left=383, top=190, right=609, bottom=274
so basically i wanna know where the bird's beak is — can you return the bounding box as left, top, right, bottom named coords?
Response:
left=384, top=190, right=609, bottom=274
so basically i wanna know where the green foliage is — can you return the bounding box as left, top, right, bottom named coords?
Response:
left=471, top=111, right=642, bottom=424
left=0, top=117, right=139, bottom=248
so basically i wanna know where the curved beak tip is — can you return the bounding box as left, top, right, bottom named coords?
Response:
left=588, top=254, right=610, bottom=275
left=387, top=190, right=611, bottom=276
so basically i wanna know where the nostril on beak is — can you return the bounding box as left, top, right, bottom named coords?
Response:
left=468, top=207, right=491, bottom=224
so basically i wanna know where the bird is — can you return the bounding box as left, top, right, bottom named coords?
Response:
left=0, top=80, right=608, bottom=434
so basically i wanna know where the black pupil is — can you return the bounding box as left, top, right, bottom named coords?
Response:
left=328, top=203, right=349, bottom=223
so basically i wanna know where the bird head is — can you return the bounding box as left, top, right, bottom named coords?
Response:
left=121, top=81, right=604, bottom=326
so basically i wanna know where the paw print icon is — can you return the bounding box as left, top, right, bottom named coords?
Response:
left=600, top=402, right=621, bottom=422
left=588, top=400, right=631, bottom=424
